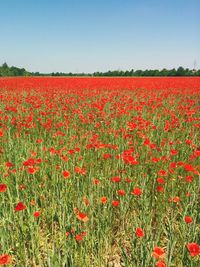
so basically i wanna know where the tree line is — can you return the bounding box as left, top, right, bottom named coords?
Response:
left=0, top=62, right=200, bottom=77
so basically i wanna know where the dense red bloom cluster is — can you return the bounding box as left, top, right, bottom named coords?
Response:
left=0, top=77, right=199, bottom=92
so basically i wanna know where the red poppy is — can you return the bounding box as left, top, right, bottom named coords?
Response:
left=112, top=200, right=120, bottom=207
left=15, top=202, right=27, bottom=212
left=93, top=179, right=100, bottom=185
left=118, top=189, right=125, bottom=196
left=77, top=212, right=89, bottom=222
left=169, top=162, right=176, bottom=169
left=152, top=157, right=160, bottom=163
left=135, top=228, right=144, bottom=237
left=103, top=153, right=112, bottom=159
left=123, top=155, right=139, bottom=165
left=171, top=196, right=180, bottom=203
left=170, top=149, right=178, bottom=155
left=75, top=234, right=83, bottom=241
left=74, top=166, right=86, bottom=175
left=186, top=192, right=191, bottom=197
left=36, top=138, right=43, bottom=144
left=157, top=178, right=165, bottom=184
left=187, top=243, right=200, bottom=257
left=0, top=129, right=4, bottom=137
left=152, top=247, right=165, bottom=259
left=83, top=196, right=89, bottom=206
left=111, top=176, right=121, bottom=183
left=185, top=176, right=193, bottom=183
left=131, top=187, right=142, bottom=196
left=0, top=254, right=11, bottom=265
left=66, top=231, right=70, bottom=238
left=62, top=170, right=70, bottom=179
left=158, top=170, right=167, bottom=176
left=184, top=164, right=194, bottom=172
left=19, top=184, right=25, bottom=190
left=184, top=216, right=193, bottom=224
left=5, top=162, right=14, bottom=167
left=100, top=197, right=107, bottom=204
left=156, top=186, right=164, bottom=193
left=156, top=261, right=166, bottom=267
left=0, top=184, right=7, bottom=193
left=34, top=211, right=41, bottom=218
left=27, top=167, right=38, bottom=174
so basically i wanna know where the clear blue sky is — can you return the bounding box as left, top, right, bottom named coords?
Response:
left=0, top=0, right=199, bottom=73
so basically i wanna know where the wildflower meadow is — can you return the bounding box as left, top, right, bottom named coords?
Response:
left=0, top=77, right=200, bottom=266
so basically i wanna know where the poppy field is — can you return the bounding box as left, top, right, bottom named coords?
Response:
left=0, top=77, right=200, bottom=266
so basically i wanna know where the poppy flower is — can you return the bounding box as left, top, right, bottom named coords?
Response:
left=0, top=184, right=7, bottom=193
left=5, top=162, right=14, bottom=167
left=36, top=138, right=43, bottom=144
left=156, top=186, right=164, bottom=193
left=19, top=184, right=25, bottom=190
left=156, top=261, right=166, bottom=267
left=131, top=187, right=142, bottom=196
left=77, top=212, right=89, bottom=222
left=0, top=254, right=11, bottom=265
left=170, top=149, right=178, bottom=155
left=103, top=153, right=112, bottom=159
left=111, top=176, right=121, bottom=183
left=184, top=216, right=193, bottom=224
left=135, top=228, right=144, bottom=237
left=186, top=192, right=191, bottom=197
left=34, top=211, right=41, bottom=218
left=184, top=164, right=194, bottom=172
left=93, top=179, right=100, bottom=185
left=118, top=189, right=125, bottom=196
left=75, top=234, right=83, bottom=241
left=62, top=170, right=70, bottom=179
left=152, top=247, right=165, bottom=259
left=27, top=167, right=38, bottom=174
left=0, top=129, right=4, bottom=137
left=185, top=176, right=193, bottom=183
left=83, top=196, right=89, bottom=206
left=112, top=200, right=120, bottom=207
left=158, top=170, right=167, bottom=176
left=187, top=243, right=200, bottom=257
left=66, top=231, right=70, bottom=238
left=75, top=231, right=87, bottom=242
left=100, top=196, right=107, bottom=204
left=74, top=166, right=86, bottom=175
left=157, top=178, right=165, bottom=184
left=170, top=196, right=180, bottom=203
left=170, top=162, right=176, bottom=168
left=152, top=157, right=160, bottom=163
left=15, top=202, right=27, bottom=212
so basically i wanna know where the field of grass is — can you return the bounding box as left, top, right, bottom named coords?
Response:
left=0, top=77, right=200, bottom=266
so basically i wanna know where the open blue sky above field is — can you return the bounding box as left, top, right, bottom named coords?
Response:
left=0, top=0, right=199, bottom=73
